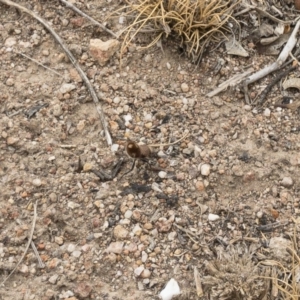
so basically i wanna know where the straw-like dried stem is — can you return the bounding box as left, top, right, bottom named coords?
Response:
left=119, top=0, right=239, bottom=63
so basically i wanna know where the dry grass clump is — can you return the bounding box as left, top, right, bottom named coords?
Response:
left=201, top=235, right=300, bottom=300
left=121, top=0, right=239, bottom=63
left=259, top=246, right=300, bottom=300
left=202, top=244, right=267, bottom=300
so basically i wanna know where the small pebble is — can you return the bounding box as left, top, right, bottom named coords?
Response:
left=210, top=111, right=220, bottom=120
left=7, top=136, right=19, bottom=145
left=141, top=269, right=151, bottom=278
left=168, top=231, right=177, bottom=241
left=125, top=242, right=137, bottom=253
left=123, top=114, right=132, bottom=125
left=113, top=225, right=129, bottom=239
left=111, top=144, right=119, bottom=152
left=200, top=164, right=210, bottom=176
left=67, top=244, right=76, bottom=253
left=143, top=223, right=153, bottom=230
left=144, top=54, right=151, bottom=62
left=141, top=251, right=148, bottom=263
left=77, top=120, right=85, bottom=132
left=195, top=181, right=205, bottom=191
left=124, top=210, right=132, bottom=219
left=144, top=113, right=152, bottom=121
left=83, top=163, right=93, bottom=172
left=181, top=83, right=189, bottom=92
left=132, top=210, right=141, bottom=221
left=5, top=37, right=17, bottom=47
left=144, top=122, right=152, bottom=128
left=232, top=165, right=243, bottom=177
left=55, top=236, right=64, bottom=245
left=49, top=274, right=59, bottom=284
left=263, top=108, right=271, bottom=117
left=257, top=211, right=263, bottom=218
left=132, top=224, right=142, bottom=236
left=106, top=241, right=124, bottom=254
left=6, top=78, right=14, bottom=86
left=281, top=177, right=293, bottom=188
left=19, top=264, right=29, bottom=273
left=53, top=104, right=63, bottom=117
left=137, top=281, right=144, bottom=290
left=62, top=19, right=69, bottom=26
left=42, top=49, right=49, bottom=56
left=67, top=201, right=80, bottom=209
left=32, top=178, right=42, bottom=187
left=60, top=83, right=76, bottom=94
left=158, top=171, right=167, bottom=179
left=113, top=96, right=121, bottom=104
left=72, top=250, right=82, bottom=258
left=208, top=213, right=220, bottom=221
left=134, top=265, right=144, bottom=276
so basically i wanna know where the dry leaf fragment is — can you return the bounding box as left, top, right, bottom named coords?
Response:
left=225, top=38, right=249, bottom=57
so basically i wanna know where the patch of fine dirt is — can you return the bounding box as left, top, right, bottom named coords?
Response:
left=1, top=1, right=300, bottom=300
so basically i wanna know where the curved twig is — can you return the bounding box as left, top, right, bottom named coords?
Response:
left=0, top=0, right=112, bottom=146
left=59, top=0, right=118, bottom=38
left=0, top=201, right=38, bottom=286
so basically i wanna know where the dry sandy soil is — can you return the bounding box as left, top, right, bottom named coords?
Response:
left=1, top=1, right=300, bottom=300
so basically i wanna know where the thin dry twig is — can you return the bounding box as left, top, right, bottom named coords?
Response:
left=258, top=226, right=300, bottom=299
left=59, top=144, right=77, bottom=148
left=255, top=7, right=292, bottom=25
left=256, top=65, right=297, bottom=106
left=59, top=0, right=118, bottom=38
left=0, top=201, right=38, bottom=286
left=289, top=51, right=300, bottom=66
left=194, top=266, right=204, bottom=297
left=15, top=218, right=45, bottom=269
left=173, top=223, right=200, bottom=240
left=249, top=31, right=300, bottom=105
left=239, top=3, right=293, bottom=25
left=30, top=240, right=45, bottom=269
left=0, top=0, right=112, bottom=146
left=243, top=19, right=300, bottom=104
left=207, top=68, right=254, bottom=97
left=14, top=50, right=64, bottom=77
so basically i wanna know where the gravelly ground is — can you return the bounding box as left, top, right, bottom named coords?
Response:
left=1, top=1, right=300, bottom=299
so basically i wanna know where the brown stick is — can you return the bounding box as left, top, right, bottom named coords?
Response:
left=0, top=0, right=112, bottom=146
left=243, top=19, right=300, bottom=104
left=256, top=65, right=296, bottom=106
left=59, top=0, right=118, bottom=39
